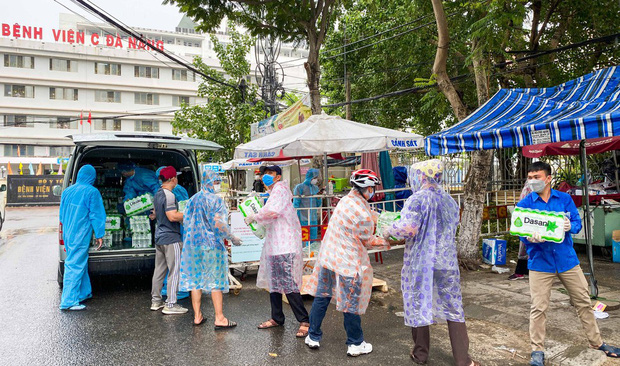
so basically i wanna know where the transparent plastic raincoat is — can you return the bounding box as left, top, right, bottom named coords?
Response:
left=179, top=170, right=233, bottom=293
left=254, top=180, right=303, bottom=293
left=384, top=159, right=465, bottom=327
left=59, top=165, right=106, bottom=309
left=304, top=188, right=389, bottom=314
left=293, top=168, right=321, bottom=241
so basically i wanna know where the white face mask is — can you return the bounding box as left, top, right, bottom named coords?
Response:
left=528, top=179, right=546, bottom=193
left=311, top=178, right=318, bottom=185
left=213, top=183, right=221, bottom=193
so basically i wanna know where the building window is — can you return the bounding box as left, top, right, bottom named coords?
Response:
left=50, top=146, right=72, bottom=156
left=4, top=54, right=34, bottom=69
left=4, top=84, right=34, bottom=98
left=52, top=117, right=77, bottom=130
left=134, top=92, right=159, bottom=105
left=95, top=119, right=121, bottom=131
left=172, top=69, right=195, bottom=81
left=49, top=58, right=76, bottom=72
left=2, top=115, right=34, bottom=128
left=49, top=87, right=78, bottom=101
left=94, top=62, right=121, bottom=75
left=134, top=66, right=159, bottom=78
left=3, top=144, right=35, bottom=157
left=134, top=120, right=159, bottom=132
left=95, top=90, right=121, bottom=103
left=172, top=95, right=190, bottom=106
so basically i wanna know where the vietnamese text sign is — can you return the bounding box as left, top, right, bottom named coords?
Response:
left=230, top=211, right=264, bottom=263
left=509, top=207, right=565, bottom=243
left=7, top=175, right=64, bottom=205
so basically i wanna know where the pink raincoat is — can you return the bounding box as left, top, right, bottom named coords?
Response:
left=254, top=180, right=303, bottom=293
left=304, top=189, right=389, bottom=314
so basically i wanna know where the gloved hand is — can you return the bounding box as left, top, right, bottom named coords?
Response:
left=230, top=236, right=243, bottom=246
left=244, top=214, right=256, bottom=225
left=528, top=232, right=544, bottom=243
left=563, top=217, right=572, bottom=232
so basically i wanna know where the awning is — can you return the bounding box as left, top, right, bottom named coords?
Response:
left=426, top=67, right=620, bottom=156
left=522, top=136, right=620, bottom=157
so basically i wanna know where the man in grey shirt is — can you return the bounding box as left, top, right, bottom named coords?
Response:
left=150, top=166, right=187, bottom=315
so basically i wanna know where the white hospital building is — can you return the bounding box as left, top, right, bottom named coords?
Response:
left=0, top=14, right=308, bottom=173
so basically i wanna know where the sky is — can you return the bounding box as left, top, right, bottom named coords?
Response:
left=4, top=0, right=186, bottom=41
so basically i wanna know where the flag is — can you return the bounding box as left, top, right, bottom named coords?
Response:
left=88, top=111, right=92, bottom=124
left=19, top=162, right=23, bottom=175
left=36, top=163, right=43, bottom=175
left=58, top=163, right=63, bottom=175
left=17, top=145, right=21, bottom=157
left=7, top=164, right=13, bottom=175
left=80, top=111, right=83, bottom=125
left=28, top=163, right=35, bottom=175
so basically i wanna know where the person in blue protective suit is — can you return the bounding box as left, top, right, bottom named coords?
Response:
left=293, top=169, right=321, bottom=242
left=393, top=166, right=412, bottom=210
left=118, top=162, right=160, bottom=202
left=156, top=166, right=190, bottom=301
left=59, top=165, right=106, bottom=311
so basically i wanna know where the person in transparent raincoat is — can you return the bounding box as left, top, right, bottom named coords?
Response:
left=382, top=160, right=479, bottom=366
left=178, top=170, right=242, bottom=328
left=303, top=169, right=393, bottom=357
left=244, top=165, right=310, bottom=338
left=293, top=168, right=321, bottom=242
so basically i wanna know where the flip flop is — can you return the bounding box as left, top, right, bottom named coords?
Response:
left=215, top=320, right=237, bottom=330
left=257, top=319, right=282, bottom=329
left=598, top=343, right=620, bottom=358
left=193, top=316, right=207, bottom=326
left=296, top=322, right=310, bottom=338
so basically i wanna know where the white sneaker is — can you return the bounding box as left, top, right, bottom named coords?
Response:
left=162, top=303, right=188, bottom=315
left=305, top=335, right=320, bottom=349
left=347, top=341, right=373, bottom=357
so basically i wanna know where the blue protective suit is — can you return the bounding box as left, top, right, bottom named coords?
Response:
left=393, top=166, right=412, bottom=210
left=293, top=169, right=321, bottom=242
left=59, top=165, right=106, bottom=309
left=122, top=167, right=160, bottom=201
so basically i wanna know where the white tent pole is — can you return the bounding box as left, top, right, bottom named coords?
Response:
left=323, top=153, right=328, bottom=189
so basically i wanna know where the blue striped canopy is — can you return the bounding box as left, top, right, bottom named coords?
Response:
left=425, top=67, right=620, bottom=156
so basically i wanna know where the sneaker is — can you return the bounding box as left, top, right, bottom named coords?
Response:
left=347, top=341, right=373, bottom=357
left=162, top=303, right=188, bottom=315
left=530, top=351, right=544, bottom=366
left=305, top=335, right=320, bottom=349
left=68, top=304, right=86, bottom=311
left=150, top=301, right=165, bottom=311
left=508, top=273, right=525, bottom=281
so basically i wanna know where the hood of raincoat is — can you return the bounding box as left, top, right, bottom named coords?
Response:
left=303, top=168, right=319, bottom=185
left=393, top=166, right=408, bottom=184
left=156, top=166, right=166, bottom=178
left=201, top=169, right=221, bottom=193
left=76, top=165, right=96, bottom=186
left=408, top=159, right=443, bottom=193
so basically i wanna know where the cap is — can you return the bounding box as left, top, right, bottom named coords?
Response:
left=262, top=165, right=282, bottom=175
left=159, top=166, right=180, bottom=180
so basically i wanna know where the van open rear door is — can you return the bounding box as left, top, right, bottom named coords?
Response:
left=69, top=132, right=222, bottom=151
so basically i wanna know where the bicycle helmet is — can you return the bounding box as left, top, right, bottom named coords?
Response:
left=350, top=169, right=380, bottom=188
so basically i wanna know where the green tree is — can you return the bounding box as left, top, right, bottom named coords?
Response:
left=165, top=0, right=344, bottom=115
left=172, top=26, right=265, bottom=162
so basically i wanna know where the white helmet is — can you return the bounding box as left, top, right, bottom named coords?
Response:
left=350, top=169, right=380, bottom=188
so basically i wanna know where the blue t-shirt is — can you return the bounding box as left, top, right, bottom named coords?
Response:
left=516, top=189, right=582, bottom=273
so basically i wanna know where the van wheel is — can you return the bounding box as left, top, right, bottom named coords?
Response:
left=57, top=263, right=64, bottom=288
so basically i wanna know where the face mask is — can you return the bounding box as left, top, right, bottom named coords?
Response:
left=255, top=176, right=260, bottom=180
left=364, top=188, right=375, bottom=201
left=212, top=183, right=221, bottom=193
left=262, top=174, right=275, bottom=187
left=311, top=178, right=318, bottom=185
left=528, top=179, right=546, bottom=193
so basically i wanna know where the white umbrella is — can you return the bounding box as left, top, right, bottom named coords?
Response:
left=234, top=114, right=423, bottom=160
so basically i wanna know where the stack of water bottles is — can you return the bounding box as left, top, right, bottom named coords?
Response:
left=130, top=216, right=152, bottom=248
left=91, top=232, right=113, bottom=249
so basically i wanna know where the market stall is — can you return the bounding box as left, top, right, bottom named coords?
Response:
left=425, top=66, right=620, bottom=296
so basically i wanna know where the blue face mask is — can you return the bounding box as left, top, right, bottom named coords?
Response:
left=262, top=174, right=274, bottom=187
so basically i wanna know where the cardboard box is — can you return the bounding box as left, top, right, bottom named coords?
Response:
left=482, top=238, right=507, bottom=265
left=510, top=207, right=566, bottom=243
left=124, top=193, right=154, bottom=216
left=613, top=230, right=620, bottom=263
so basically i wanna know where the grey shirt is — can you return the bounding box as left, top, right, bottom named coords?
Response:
left=154, top=187, right=182, bottom=245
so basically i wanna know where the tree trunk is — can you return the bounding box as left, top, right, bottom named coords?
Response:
left=305, top=37, right=322, bottom=115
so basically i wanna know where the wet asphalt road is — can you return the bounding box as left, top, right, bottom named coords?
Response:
left=0, top=207, right=423, bottom=366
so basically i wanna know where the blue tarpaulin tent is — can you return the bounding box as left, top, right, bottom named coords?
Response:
left=425, top=67, right=620, bottom=156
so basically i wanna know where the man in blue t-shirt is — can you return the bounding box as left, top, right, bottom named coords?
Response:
left=517, top=161, right=619, bottom=366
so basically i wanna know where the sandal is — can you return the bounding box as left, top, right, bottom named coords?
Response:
left=215, top=319, right=237, bottom=330
left=193, top=315, right=207, bottom=326
left=597, top=343, right=620, bottom=358
left=410, top=352, right=427, bottom=364
left=258, top=319, right=282, bottom=329
left=296, top=322, right=310, bottom=338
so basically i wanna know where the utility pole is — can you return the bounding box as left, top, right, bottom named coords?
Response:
left=344, top=24, right=351, bottom=120
left=255, top=35, right=285, bottom=116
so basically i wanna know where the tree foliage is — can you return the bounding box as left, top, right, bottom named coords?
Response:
left=171, top=26, right=265, bottom=162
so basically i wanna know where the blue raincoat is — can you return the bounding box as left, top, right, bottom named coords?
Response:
left=393, top=166, right=412, bottom=210
left=59, top=165, right=106, bottom=309
left=293, top=169, right=321, bottom=241
left=122, top=167, right=160, bottom=201
left=384, top=160, right=465, bottom=327
left=179, top=170, right=234, bottom=293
